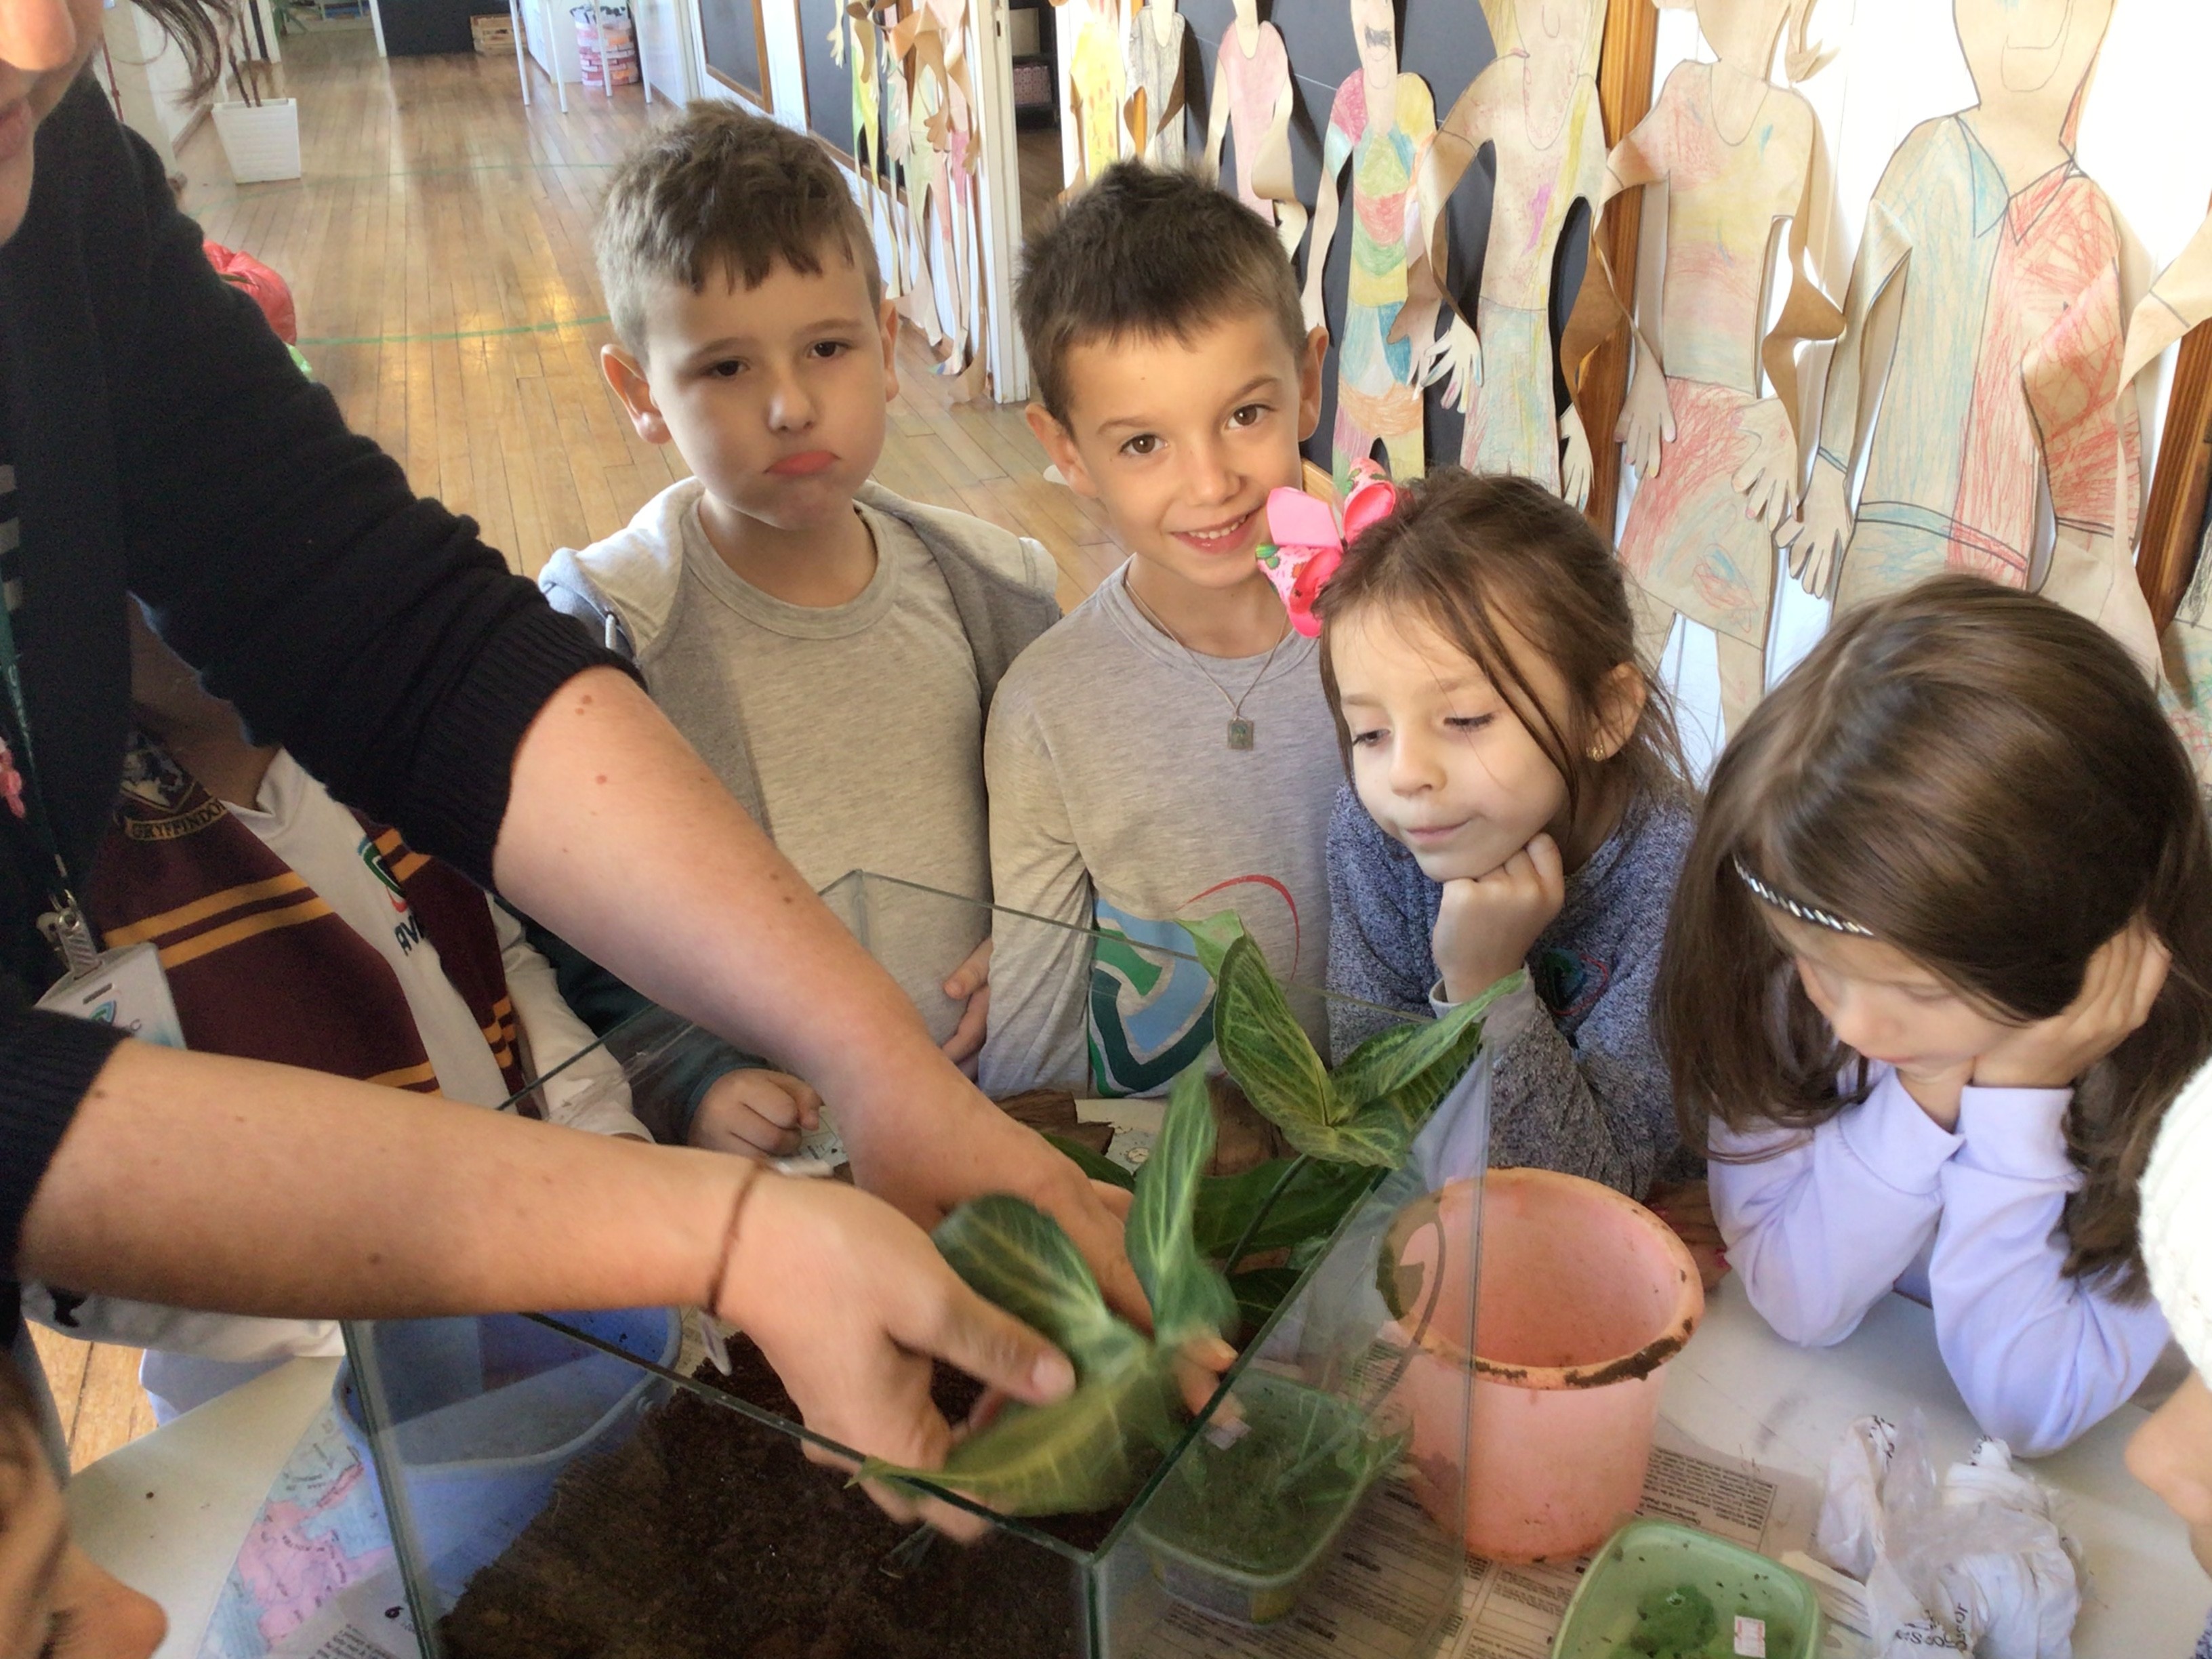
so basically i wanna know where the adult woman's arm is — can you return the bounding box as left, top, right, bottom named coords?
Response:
left=16, top=1040, right=1073, bottom=1513
left=493, top=668, right=1145, bottom=1315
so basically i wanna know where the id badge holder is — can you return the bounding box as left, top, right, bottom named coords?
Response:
left=37, top=941, right=186, bottom=1050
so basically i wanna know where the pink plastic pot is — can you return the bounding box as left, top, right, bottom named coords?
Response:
left=1385, top=1170, right=1704, bottom=1563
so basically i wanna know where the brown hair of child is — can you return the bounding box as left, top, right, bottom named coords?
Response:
left=1016, top=161, right=1307, bottom=426
left=1656, top=574, right=2212, bottom=1292
left=1313, top=467, right=1689, bottom=826
left=595, top=100, right=881, bottom=362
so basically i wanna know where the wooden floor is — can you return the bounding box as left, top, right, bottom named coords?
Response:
left=41, top=31, right=1124, bottom=1470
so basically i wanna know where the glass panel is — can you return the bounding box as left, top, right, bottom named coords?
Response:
left=350, top=872, right=1484, bottom=1658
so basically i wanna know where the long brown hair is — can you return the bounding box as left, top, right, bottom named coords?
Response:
left=1314, top=467, right=1689, bottom=823
left=138, top=0, right=240, bottom=102
left=1657, top=575, right=2212, bottom=1292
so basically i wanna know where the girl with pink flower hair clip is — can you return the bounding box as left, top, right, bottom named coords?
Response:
left=1305, top=465, right=1700, bottom=1198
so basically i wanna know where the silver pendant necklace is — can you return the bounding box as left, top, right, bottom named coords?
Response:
left=1125, top=579, right=1287, bottom=750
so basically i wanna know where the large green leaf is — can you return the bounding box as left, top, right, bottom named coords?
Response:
left=1212, top=934, right=1335, bottom=1134
left=1192, top=1157, right=1375, bottom=1259
left=1330, top=970, right=1523, bottom=1124
left=1128, top=1065, right=1235, bottom=1345
left=1179, top=909, right=1249, bottom=983
left=859, top=1347, right=1183, bottom=1516
left=931, top=1196, right=1142, bottom=1379
left=1044, top=1132, right=1136, bottom=1192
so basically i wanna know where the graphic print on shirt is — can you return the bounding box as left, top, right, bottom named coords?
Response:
left=1086, top=876, right=1302, bottom=1096
left=1532, top=946, right=1609, bottom=1027
left=354, top=834, right=419, bottom=954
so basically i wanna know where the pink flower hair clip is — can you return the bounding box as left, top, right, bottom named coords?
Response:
left=1254, top=459, right=1400, bottom=637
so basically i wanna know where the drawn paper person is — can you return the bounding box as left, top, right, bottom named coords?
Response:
left=1401, top=0, right=1609, bottom=504
left=1303, top=0, right=1435, bottom=491
left=832, top=4, right=885, bottom=251
left=1201, top=0, right=1303, bottom=255
left=1605, top=0, right=1837, bottom=737
left=1786, top=0, right=2153, bottom=670
left=1065, top=0, right=1129, bottom=187
left=1125, top=0, right=1187, bottom=165
left=880, top=41, right=918, bottom=299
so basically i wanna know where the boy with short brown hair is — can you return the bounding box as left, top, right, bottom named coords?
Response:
left=541, top=103, right=1059, bottom=1125
left=980, top=162, right=1340, bottom=1097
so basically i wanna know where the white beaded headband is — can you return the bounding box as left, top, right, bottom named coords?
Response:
left=1732, top=857, right=1874, bottom=939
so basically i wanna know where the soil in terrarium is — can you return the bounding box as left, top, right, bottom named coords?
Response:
left=439, top=1333, right=1122, bottom=1659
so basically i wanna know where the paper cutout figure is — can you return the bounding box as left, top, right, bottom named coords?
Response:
left=1125, top=0, right=1187, bottom=166
left=1401, top=0, right=1610, bottom=505
left=1302, top=0, right=1435, bottom=493
left=2123, top=211, right=2212, bottom=393
left=1066, top=0, right=1128, bottom=187
left=831, top=4, right=886, bottom=248
left=1603, top=0, right=1839, bottom=737
left=876, top=0, right=988, bottom=380
left=1200, top=0, right=1305, bottom=258
left=1786, top=0, right=2152, bottom=669
left=880, top=39, right=918, bottom=300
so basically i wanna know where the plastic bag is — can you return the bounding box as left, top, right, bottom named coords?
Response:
left=1812, top=1415, right=2080, bottom=1659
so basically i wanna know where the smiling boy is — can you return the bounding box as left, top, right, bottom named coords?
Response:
left=539, top=104, right=1059, bottom=1124
left=979, top=163, right=1340, bottom=1097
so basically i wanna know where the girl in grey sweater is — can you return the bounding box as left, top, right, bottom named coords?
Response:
left=1315, top=470, right=1698, bottom=1199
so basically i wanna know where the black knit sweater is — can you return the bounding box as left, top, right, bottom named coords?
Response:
left=0, top=77, right=622, bottom=1322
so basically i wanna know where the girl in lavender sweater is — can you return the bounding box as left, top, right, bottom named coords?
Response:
left=1658, top=577, right=2212, bottom=1457
left=1314, top=469, right=1698, bottom=1200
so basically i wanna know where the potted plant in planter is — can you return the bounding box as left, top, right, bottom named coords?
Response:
left=211, top=26, right=301, bottom=184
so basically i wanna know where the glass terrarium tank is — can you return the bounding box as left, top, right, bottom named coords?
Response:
left=342, top=873, right=1488, bottom=1659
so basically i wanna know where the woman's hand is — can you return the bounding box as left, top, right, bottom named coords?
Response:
left=689, top=1068, right=822, bottom=1158
left=1974, top=920, right=2171, bottom=1091
left=1433, top=833, right=1565, bottom=1005
left=716, top=1173, right=1076, bottom=1537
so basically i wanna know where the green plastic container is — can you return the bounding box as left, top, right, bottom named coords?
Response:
left=1551, top=1519, right=1824, bottom=1659
left=1135, top=1370, right=1404, bottom=1626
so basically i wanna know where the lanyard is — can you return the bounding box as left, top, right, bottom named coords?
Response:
left=0, top=597, right=98, bottom=977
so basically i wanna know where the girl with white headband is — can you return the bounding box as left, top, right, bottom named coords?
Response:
left=1656, top=576, right=2212, bottom=1456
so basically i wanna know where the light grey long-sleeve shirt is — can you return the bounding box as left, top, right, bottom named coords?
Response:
left=979, top=566, right=1345, bottom=1097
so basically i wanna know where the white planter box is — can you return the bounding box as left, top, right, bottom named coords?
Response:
left=211, top=98, right=301, bottom=183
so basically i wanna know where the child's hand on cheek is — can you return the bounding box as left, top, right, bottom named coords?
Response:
left=1433, top=832, right=1565, bottom=1004
left=1973, top=918, right=2171, bottom=1092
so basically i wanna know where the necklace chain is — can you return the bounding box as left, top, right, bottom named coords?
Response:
left=1124, top=577, right=1288, bottom=750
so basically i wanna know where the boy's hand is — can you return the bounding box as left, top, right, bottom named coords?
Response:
left=1433, top=833, right=1565, bottom=1004
left=939, top=938, right=994, bottom=1076
left=690, top=1068, right=823, bottom=1158
left=1974, top=919, right=2171, bottom=1092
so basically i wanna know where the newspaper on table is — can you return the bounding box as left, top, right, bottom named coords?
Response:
left=1138, top=1417, right=1874, bottom=1659
left=194, top=1402, right=419, bottom=1659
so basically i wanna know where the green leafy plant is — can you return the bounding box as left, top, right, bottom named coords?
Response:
left=1179, top=912, right=1518, bottom=1321
left=864, top=918, right=1507, bottom=1522
left=858, top=1065, right=1232, bottom=1515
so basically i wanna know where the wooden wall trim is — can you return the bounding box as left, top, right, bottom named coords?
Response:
left=1581, top=0, right=1658, bottom=537
left=2141, top=316, right=2212, bottom=632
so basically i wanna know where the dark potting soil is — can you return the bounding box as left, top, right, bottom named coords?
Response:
left=439, top=1333, right=1123, bottom=1659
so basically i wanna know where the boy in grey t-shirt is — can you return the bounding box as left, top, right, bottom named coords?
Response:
left=539, top=104, right=1058, bottom=1148
left=981, top=165, right=1341, bottom=1097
